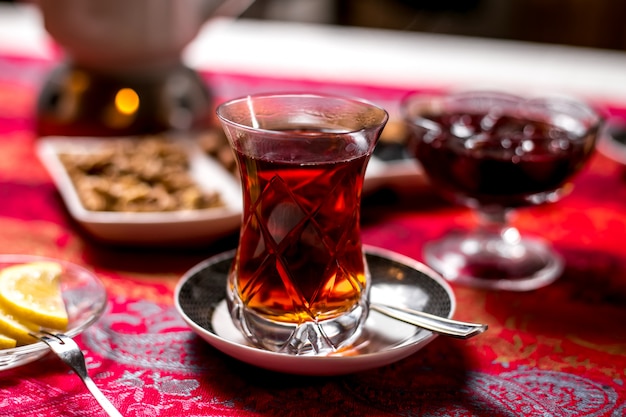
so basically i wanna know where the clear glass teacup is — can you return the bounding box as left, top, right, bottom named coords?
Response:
left=217, top=93, right=388, bottom=355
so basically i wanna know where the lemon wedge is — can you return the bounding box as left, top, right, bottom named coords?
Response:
left=0, top=333, right=16, bottom=349
left=0, top=305, right=39, bottom=345
left=0, top=262, right=68, bottom=331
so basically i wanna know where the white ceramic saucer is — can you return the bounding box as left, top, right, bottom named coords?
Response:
left=174, top=246, right=455, bottom=376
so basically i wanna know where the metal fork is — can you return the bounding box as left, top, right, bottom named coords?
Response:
left=37, top=332, right=123, bottom=417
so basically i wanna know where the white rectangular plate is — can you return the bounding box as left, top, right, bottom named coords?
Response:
left=37, top=136, right=243, bottom=246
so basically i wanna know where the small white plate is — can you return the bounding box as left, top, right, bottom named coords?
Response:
left=0, top=254, right=107, bottom=370
left=37, top=136, right=243, bottom=246
left=597, top=119, right=626, bottom=165
left=364, top=156, right=424, bottom=193
left=174, top=246, right=456, bottom=376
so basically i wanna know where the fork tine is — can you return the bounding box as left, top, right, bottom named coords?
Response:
left=36, top=332, right=123, bottom=417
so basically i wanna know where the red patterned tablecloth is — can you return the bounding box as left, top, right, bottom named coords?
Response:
left=0, top=54, right=625, bottom=417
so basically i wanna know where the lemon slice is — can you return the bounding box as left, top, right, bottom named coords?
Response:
left=0, top=262, right=68, bottom=330
left=0, top=333, right=16, bottom=349
left=0, top=305, right=39, bottom=345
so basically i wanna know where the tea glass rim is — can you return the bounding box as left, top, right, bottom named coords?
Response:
left=216, top=92, right=389, bottom=136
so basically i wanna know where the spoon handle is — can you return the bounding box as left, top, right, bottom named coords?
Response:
left=371, top=304, right=488, bottom=339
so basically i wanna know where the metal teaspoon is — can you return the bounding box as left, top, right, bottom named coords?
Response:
left=370, top=303, right=488, bottom=339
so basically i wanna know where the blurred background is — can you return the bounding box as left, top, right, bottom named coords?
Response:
left=239, top=0, right=626, bottom=51
left=2, top=0, right=623, bottom=138
left=2, top=0, right=626, bottom=51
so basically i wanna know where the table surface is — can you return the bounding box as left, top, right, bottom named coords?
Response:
left=0, top=4, right=625, bottom=417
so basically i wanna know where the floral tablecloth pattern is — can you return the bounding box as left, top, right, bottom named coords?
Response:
left=0, top=55, right=624, bottom=417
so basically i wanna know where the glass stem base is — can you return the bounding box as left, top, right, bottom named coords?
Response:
left=424, top=209, right=564, bottom=290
